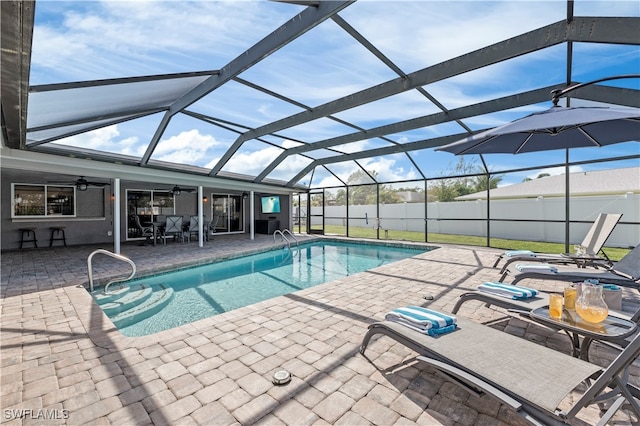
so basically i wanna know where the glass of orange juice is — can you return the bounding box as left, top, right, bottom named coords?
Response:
left=564, top=286, right=577, bottom=310
left=549, top=293, right=563, bottom=319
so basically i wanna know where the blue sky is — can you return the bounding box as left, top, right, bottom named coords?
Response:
left=29, top=1, right=640, bottom=188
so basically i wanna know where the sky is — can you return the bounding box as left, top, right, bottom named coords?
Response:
left=28, top=0, right=640, bottom=189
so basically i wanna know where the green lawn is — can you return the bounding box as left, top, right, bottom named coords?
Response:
left=321, top=224, right=630, bottom=261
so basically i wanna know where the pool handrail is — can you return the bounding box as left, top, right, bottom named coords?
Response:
left=87, top=249, right=136, bottom=293
left=273, top=230, right=289, bottom=248
left=274, top=229, right=298, bottom=249
left=282, top=229, right=299, bottom=247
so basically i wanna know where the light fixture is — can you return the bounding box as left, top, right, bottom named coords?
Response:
left=170, top=185, right=181, bottom=196
left=203, top=196, right=208, bottom=203
left=77, top=182, right=88, bottom=191
left=242, top=192, right=248, bottom=199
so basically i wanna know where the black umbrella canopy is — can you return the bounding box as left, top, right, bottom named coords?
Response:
left=437, top=105, right=640, bottom=155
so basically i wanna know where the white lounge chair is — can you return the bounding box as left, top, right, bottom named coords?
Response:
left=494, top=213, right=622, bottom=275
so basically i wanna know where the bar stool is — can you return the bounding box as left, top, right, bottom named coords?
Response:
left=19, top=227, right=38, bottom=249
left=49, top=226, right=67, bottom=247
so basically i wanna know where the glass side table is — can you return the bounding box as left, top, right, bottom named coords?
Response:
left=530, top=306, right=637, bottom=360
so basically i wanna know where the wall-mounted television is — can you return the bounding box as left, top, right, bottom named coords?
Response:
left=261, top=196, right=281, bottom=214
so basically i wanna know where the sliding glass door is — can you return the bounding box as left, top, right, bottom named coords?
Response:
left=211, top=194, right=244, bottom=234
left=126, top=190, right=174, bottom=240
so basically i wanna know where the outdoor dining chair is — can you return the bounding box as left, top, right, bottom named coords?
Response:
left=162, top=215, right=184, bottom=244
left=132, top=214, right=157, bottom=245
left=185, top=215, right=207, bottom=242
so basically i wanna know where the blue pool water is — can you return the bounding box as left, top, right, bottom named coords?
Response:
left=95, top=241, right=430, bottom=336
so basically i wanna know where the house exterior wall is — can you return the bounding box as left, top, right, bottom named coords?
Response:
left=1, top=169, right=291, bottom=251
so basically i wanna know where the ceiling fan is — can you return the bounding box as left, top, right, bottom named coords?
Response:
left=50, top=176, right=108, bottom=191
left=156, top=185, right=197, bottom=196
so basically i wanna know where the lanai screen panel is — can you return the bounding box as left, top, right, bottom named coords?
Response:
left=265, top=155, right=314, bottom=183
left=26, top=113, right=153, bottom=145
left=149, top=113, right=239, bottom=169
left=270, top=116, right=363, bottom=144
left=27, top=75, right=211, bottom=131
left=33, top=113, right=169, bottom=160
left=308, top=167, right=343, bottom=189
left=331, top=90, right=443, bottom=129
left=237, top=17, right=398, bottom=108
left=356, top=153, right=423, bottom=184
left=220, top=140, right=285, bottom=178
left=340, top=2, right=566, bottom=72
left=187, top=78, right=306, bottom=129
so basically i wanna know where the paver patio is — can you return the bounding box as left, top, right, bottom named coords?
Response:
left=1, top=234, right=639, bottom=425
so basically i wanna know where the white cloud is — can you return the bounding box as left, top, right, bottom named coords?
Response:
left=56, top=125, right=142, bottom=156
left=154, top=130, right=220, bottom=164
left=31, top=1, right=285, bottom=82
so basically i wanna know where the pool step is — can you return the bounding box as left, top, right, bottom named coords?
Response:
left=109, top=284, right=174, bottom=329
left=99, top=285, right=153, bottom=316
left=92, top=283, right=131, bottom=304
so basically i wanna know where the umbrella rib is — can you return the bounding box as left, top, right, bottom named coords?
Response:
left=514, top=133, right=534, bottom=154
left=458, top=134, right=500, bottom=156
left=578, top=127, right=602, bottom=147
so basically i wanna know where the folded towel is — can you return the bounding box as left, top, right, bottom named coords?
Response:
left=504, top=250, right=536, bottom=257
left=385, top=306, right=457, bottom=336
left=477, top=282, right=538, bottom=300
left=601, top=284, right=620, bottom=291
left=515, top=263, right=558, bottom=274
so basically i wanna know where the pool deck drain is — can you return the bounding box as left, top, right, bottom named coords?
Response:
left=2, top=233, right=639, bottom=425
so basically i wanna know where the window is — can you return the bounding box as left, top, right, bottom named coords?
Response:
left=12, top=184, right=76, bottom=218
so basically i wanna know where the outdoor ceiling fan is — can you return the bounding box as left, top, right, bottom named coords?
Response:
left=49, top=176, right=108, bottom=191
left=157, top=185, right=197, bottom=196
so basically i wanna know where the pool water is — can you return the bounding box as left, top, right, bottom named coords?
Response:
left=95, top=241, right=430, bottom=336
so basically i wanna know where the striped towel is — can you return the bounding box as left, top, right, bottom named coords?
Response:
left=504, top=250, right=536, bottom=257
left=515, top=263, right=558, bottom=274
left=477, top=282, right=538, bottom=300
left=385, top=306, right=457, bottom=336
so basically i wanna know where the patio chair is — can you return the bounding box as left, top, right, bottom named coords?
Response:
left=185, top=215, right=207, bottom=242
left=360, top=317, right=640, bottom=426
left=494, top=213, right=622, bottom=274
left=504, top=244, right=640, bottom=289
left=162, top=215, right=185, bottom=244
left=132, top=214, right=156, bottom=245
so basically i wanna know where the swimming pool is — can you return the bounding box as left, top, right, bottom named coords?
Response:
left=93, top=240, right=431, bottom=336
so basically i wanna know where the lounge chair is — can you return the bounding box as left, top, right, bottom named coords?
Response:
left=360, top=317, right=640, bottom=426
left=494, top=213, right=622, bottom=274
left=452, top=285, right=635, bottom=318
left=504, top=244, right=640, bottom=289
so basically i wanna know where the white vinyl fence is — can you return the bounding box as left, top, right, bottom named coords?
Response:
left=315, top=193, right=639, bottom=247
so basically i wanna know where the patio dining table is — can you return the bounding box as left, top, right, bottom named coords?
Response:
left=145, top=221, right=165, bottom=246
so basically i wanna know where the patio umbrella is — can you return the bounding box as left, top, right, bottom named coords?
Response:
left=437, top=105, right=640, bottom=155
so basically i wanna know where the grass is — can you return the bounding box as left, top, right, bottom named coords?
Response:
left=322, top=225, right=631, bottom=261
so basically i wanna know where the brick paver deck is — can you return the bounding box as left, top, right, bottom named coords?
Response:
left=1, top=234, right=639, bottom=425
